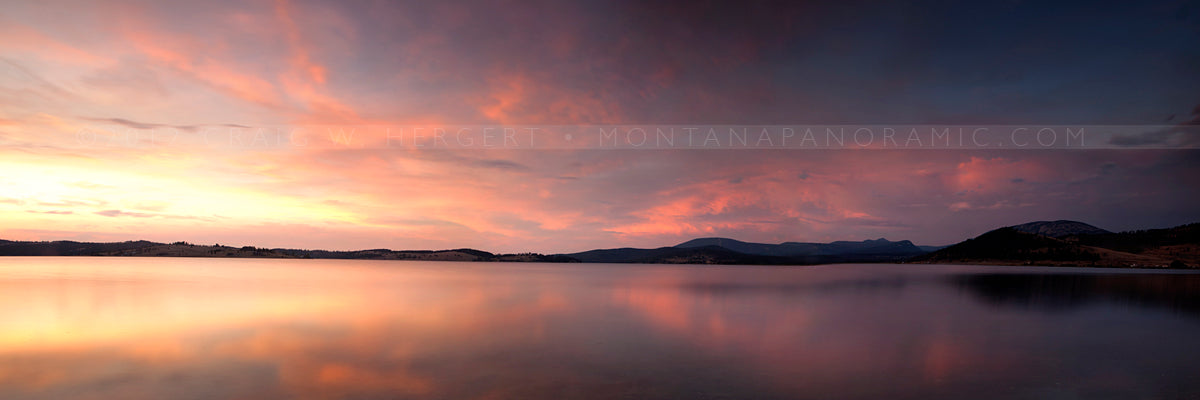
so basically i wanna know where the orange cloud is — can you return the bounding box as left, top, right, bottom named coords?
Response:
left=273, top=0, right=359, bottom=123
left=123, top=28, right=284, bottom=109
left=0, top=21, right=112, bottom=66
left=954, top=157, right=1052, bottom=193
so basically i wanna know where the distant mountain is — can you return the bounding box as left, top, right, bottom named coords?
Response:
left=675, top=237, right=926, bottom=257
left=563, top=237, right=928, bottom=265
left=1009, top=220, right=1111, bottom=238
left=273, top=247, right=577, bottom=262
left=912, top=222, right=1199, bottom=268
left=6, top=221, right=1195, bottom=268
left=819, top=239, right=927, bottom=256
left=674, top=238, right=806, bottom=256
left=562, top=245, right=792, bottom=264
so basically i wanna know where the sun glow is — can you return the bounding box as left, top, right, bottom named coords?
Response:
left=0, top=157, right=356, bottom=239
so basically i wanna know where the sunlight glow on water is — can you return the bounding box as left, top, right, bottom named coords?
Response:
left=1, top=258, right=1198, bottom=399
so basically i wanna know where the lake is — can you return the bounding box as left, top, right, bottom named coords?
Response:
left=1, top=258, right=1198, bottom=399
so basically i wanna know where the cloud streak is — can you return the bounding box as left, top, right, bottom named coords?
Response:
left=1, top=1, right=1197, bottom=251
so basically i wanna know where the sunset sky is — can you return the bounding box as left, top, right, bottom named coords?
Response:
left=1, top=0, right=1198, bottom=252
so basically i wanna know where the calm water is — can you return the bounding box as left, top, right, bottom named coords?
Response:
left=2, top=258, right=1199, bottom=399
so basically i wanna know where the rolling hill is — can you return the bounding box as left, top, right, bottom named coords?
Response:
left=0, top=240, right=577, bottom=262
left=912, top=222, right=1199, bottom=268
left=4, top=222, right=1195, bottom=268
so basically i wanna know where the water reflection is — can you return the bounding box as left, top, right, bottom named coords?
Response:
left=1, top=259, right=1198, bottom=399
left=951, top=272, right=1200, bottom=316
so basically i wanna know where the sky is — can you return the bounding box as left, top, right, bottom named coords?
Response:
left=1, top=0, right=1198, bottom=253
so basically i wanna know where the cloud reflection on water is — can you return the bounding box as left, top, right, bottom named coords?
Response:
left=1, top=259, right=1199, bottom=399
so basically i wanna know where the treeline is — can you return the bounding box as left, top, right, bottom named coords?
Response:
left=1069, top=223, right=1200, bottom=253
